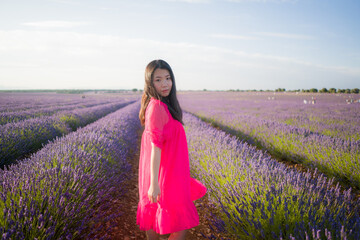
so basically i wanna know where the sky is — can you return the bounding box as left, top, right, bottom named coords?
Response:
left=0, top=0, right=359, bottom=91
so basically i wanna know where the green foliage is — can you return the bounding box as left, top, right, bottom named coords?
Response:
left=351, top=88, right=359, bottom=94
left=319, top=88, right=328, bottom=93
left=59, top=114, right=81, bottom=131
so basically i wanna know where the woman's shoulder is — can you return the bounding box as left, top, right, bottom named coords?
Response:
left=149, top=98, right=167, bottom=108
left=147, top=98, right=168, bottom=113
left=150, top=97, right=164, bottom=104
left=146, top=98, right=170, bottom=124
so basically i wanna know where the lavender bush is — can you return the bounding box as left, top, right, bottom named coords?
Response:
left=0, top=100, right=135, bottom=167
left=0, top=101, right=141, bottom=239
left=179, top=92, right=360, bottom=189
left=184, top=112, right=360, bottom=240
left=0, top=100, right=115, bottom=125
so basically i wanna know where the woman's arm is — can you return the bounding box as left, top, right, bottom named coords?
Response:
left=148, top=142, right=161, bottom=203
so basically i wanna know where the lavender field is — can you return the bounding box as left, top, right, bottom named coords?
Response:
left=1, top=91, right=360, bottom=239
left=0, top=93, right=142, bottom=239
left=179, top=91, right=360, bottom=189
left=0, top=92, right=140, bottom=167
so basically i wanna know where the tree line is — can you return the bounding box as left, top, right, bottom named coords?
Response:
left=277, top=88, right=359, bottom=93
left=225, top=88, right=359, bottom=93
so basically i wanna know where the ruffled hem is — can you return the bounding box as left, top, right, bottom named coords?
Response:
left=136, top=201, right=199, bottom=234
left=190, top=177, right=207, bottom=201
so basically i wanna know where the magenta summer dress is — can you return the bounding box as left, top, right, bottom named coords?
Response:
left=136, top=98, right=207, bottom=234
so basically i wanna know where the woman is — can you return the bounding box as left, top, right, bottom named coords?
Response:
left=137, top=59, right=207, bottom=240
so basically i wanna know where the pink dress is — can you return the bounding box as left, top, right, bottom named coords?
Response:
left=136, top=98, right=207, bottom=234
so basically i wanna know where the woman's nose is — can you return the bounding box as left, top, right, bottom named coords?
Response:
left=162, top=80, right=168, bottom=87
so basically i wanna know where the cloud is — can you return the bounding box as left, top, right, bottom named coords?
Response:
left=0, top=30, right=358, bottom=90
left=163, top=0, right=298, bottom=2
left=254, top=32, right=314, bottom=40
left=211, top=32, right=314, bottom=41
left=210, top=34, right=258, bottom=40
left=21, top=21, right=89, bottom=28
left=46, top=0, right=81, bottom=5
left=226, top=0, right=299, bottom=3
left=161, top=0, right=210, bottom=3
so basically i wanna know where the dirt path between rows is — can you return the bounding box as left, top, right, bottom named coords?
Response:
left=95, top=130, right=221, bottom=240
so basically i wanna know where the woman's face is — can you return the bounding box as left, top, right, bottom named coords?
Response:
left=152, top=68, right=172, bottom=97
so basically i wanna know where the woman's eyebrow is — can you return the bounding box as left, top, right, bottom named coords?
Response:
left=154, top=74, right=170, bottom=78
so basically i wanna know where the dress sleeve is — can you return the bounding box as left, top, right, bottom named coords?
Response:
left=145, top=101, right=169, bottom=149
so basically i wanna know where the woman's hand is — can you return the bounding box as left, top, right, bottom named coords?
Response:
left=148, top=182, right=161, bottom=203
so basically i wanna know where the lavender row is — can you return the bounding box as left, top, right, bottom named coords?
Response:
left=0, top=100, right=135, bottom=167
left=179, top=92, right=360, bottom=189
left=0, top=99, right=119, bottom=125
left=0, top=92, right=88, bottom=112
left=184, top=112, right=360, bottom=240
left=0, top=101, right=141, bottom=240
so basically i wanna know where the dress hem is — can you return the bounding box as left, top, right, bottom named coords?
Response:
left=136, top=201, right=200, bottom=235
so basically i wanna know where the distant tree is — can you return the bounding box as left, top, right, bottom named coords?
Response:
left=203, top=89, right=207, bottom=91
left=338, top=89, right=345, bottom=93
left=275, top=88, right=286, bottom=92
left=132, top=88, right=138, bottom=92
left=351, top=88, right=359, bottom=94
left=309, top=88, right=318, bottom=93
left=319, top=88, right=328, bottom=93
left=345, top=89, right=351, bottom=94
left=329, top=88, right=337, bottom=93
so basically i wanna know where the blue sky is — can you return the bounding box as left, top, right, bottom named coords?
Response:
left=0, top=0, right=359, bottom=90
